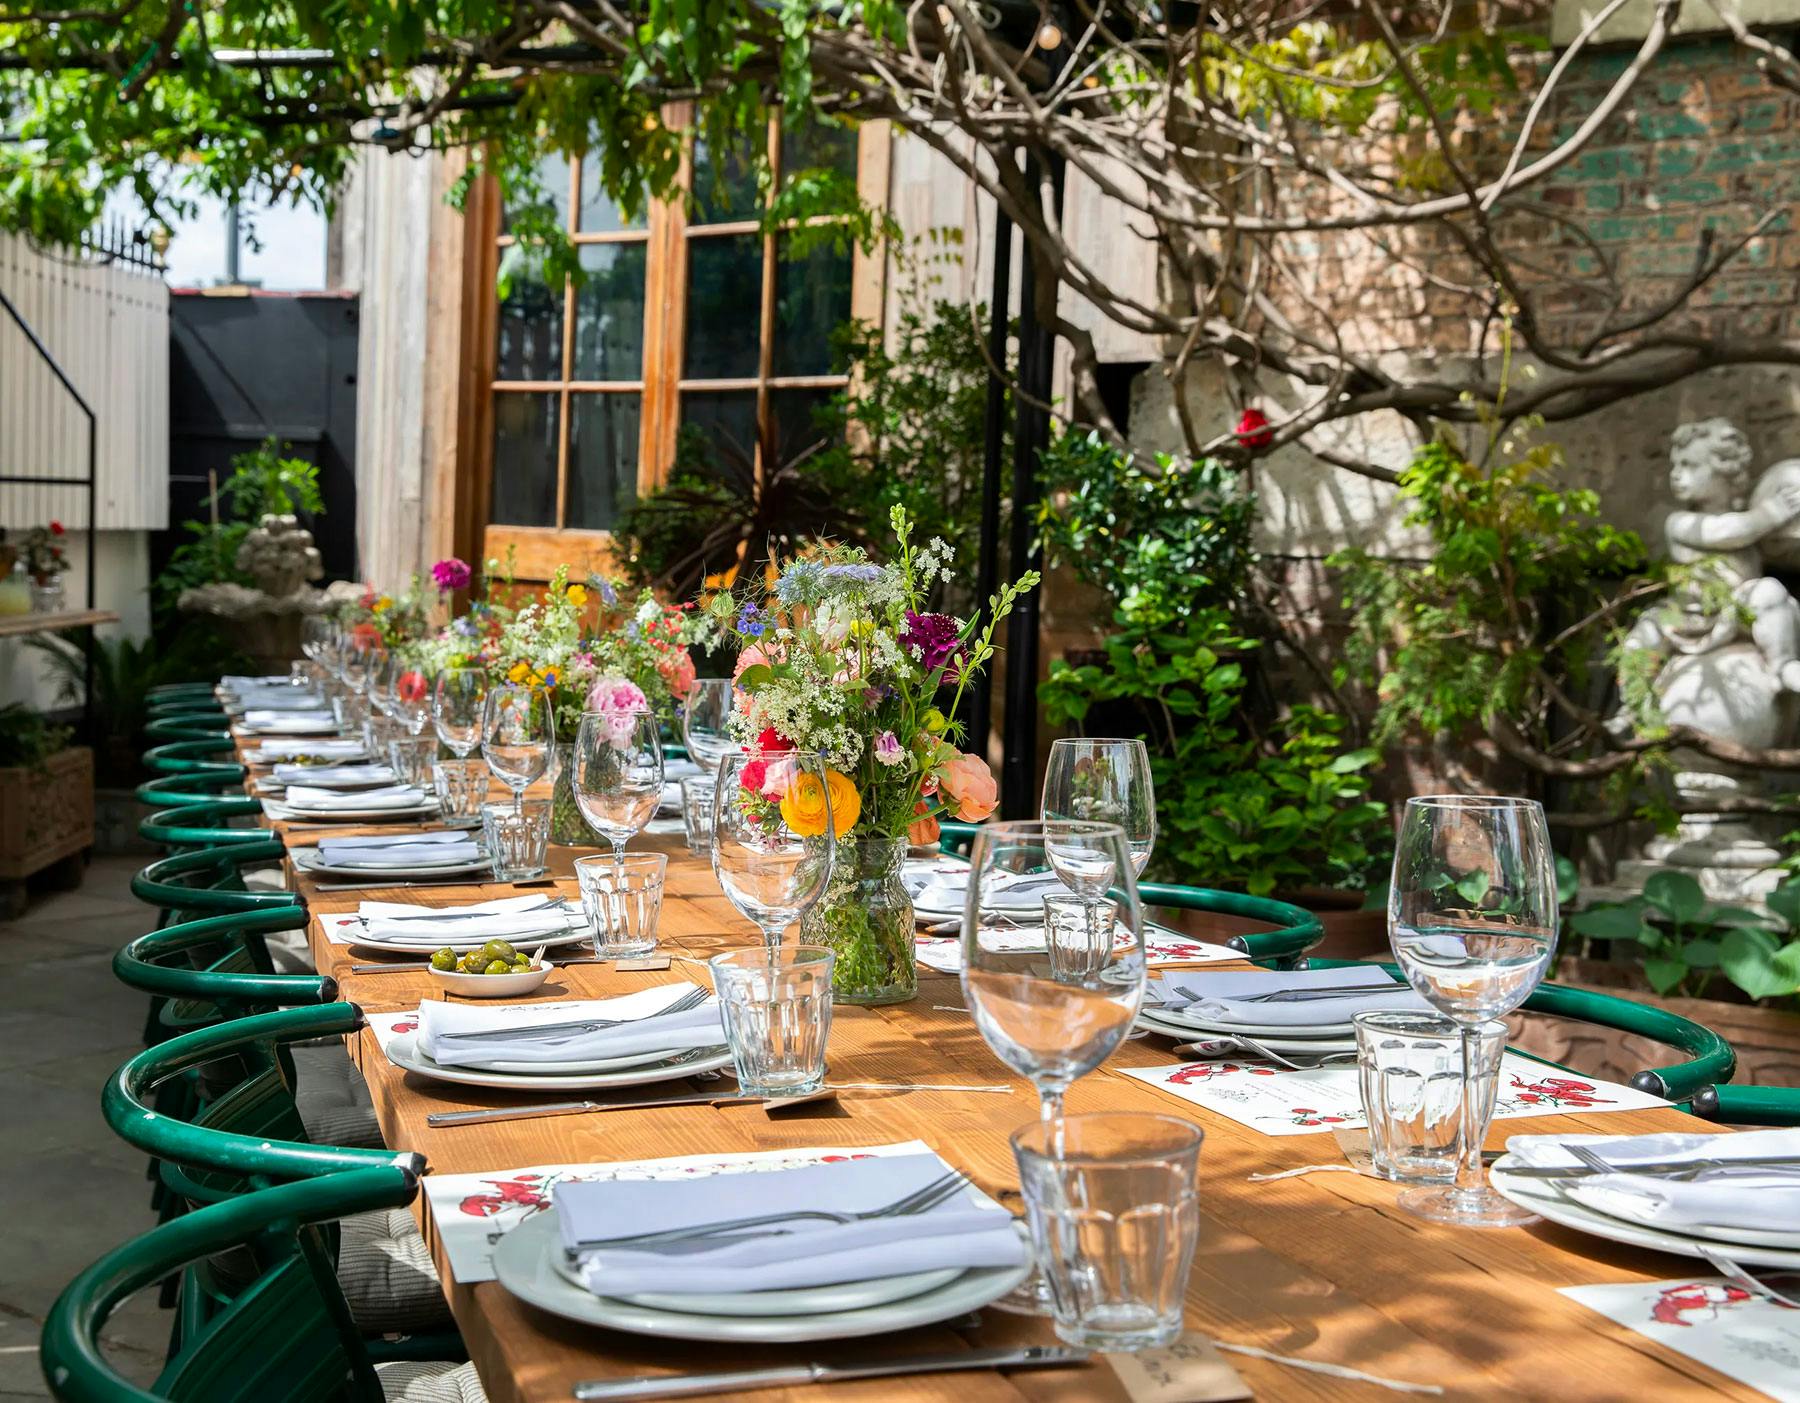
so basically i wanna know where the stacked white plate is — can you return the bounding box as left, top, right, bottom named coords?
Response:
left=1490, top=1130, right=1800, bottom=1268
left=261, top=786, right=441, bottom=823
left=1135, top=967, right=1429, bottom=1055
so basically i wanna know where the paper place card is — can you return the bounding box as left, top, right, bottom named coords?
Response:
left=1562, top=1279, right=1800, bottom=1401
left=1124, top=1052, right=1667, bottom=1137
left=1107, top=1333, right=1251, bottom=1402
left=615, top=955, right=671, bottom=971
left=914, top=928, right=1238, bottom=975
left=422, top=1140, right=940, bottom=1283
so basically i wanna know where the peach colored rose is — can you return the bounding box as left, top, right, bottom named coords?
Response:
left=940, top=752, right=998, bottom=822
left=658, top=648, right=698, bottom=699
left=907, top=801, right=940, bottom=847
left=733, top=644, right=769, bottom=681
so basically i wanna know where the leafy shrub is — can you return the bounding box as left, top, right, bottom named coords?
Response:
left=0, top=703, right=72, bottom=769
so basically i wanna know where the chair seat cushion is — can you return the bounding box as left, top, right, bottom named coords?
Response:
left=291, top=1043, right=384, bottom=1149
left=376, top=1361, right=488, bottom=1403
left=341, top=1208, right=455, bottom=1334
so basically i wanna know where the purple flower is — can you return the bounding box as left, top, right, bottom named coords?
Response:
left=431, top=557, right=471, bottom=593
left=873, top=731, right=904, bottom=767
left=737, top=604, right=768, bottom=638
left=899, top=611, right=964, bottom=681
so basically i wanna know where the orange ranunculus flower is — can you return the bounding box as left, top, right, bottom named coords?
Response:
left=940, top=752, right=998, bottom=822
left=779, top=769, right=861, bottom=837
left=823, top=769, right=861, bottom=835
left=907, top=800, right=940, bottom=847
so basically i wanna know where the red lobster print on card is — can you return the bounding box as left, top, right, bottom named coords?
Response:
left=1650, top=1282, right=1754, bottom=1327
left=1506, top=1073, right=1615, bottom=1110
left=1164, top=1062, right=1277, bottom=1086
left=459, top=1174, right=556, bottom=1219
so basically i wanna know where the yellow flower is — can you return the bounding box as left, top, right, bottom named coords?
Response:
left=566, top=584, right=588, bottom=607
left=780, top=774, right=830, bottom=837
left=823, top=770, right=861, bottom=834
left=507, top=661, right=529, bottom=683
left=373, top=596, right=392, bottom=613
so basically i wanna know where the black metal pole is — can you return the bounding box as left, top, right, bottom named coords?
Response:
left=966, top=204, right=1013, bottom=762
left=998, top=152, right=1064, bottom=820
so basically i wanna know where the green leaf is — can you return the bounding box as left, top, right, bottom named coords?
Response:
left=1643, top=870, right=1706, bottom=926
left=1642, top=956, right=1690, bottom=995
left=1720, top=927, right=1800, bottom=1001
left=1554, top=856, right=1578, bottom=906
left=1453, top=869, right=1490, bottom=905
left=1567, top=903, right=1649, bottom=942
left=1769, top=879, right=1800, bottom=932
left=1682, top=938, right=1721, bottom=970
left=734, top=663, right=775, bottom=691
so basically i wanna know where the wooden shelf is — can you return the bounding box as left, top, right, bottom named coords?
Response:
left=0, top=608, right=119, bottom=639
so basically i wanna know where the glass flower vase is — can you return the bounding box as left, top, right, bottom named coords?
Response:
left=799, top=834, right=918, bottom=1005
left=548, top=742, right=592, bottom=846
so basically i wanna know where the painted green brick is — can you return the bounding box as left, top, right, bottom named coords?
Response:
left=1655, top=146, right=1704, bottom=177
left=1654, top=175, right=1735, bottom=204
left=1588, top=213, right=1697, bottom=242
left=1585, top=184, right=1624, bottom=210
left=1638, top=110, right=1709, bottom=140
left=1567, top=149, right=1647, bottom=181
left=1735, top=101, right=1784, bottom=135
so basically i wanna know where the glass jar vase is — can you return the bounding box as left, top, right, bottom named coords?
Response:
left=548, top=741, right=592, bottom=845
left=799, top=834, right=918, bottom=1005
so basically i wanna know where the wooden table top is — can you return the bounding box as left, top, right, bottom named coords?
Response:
left=242, top=741, right=1765, bottom=1402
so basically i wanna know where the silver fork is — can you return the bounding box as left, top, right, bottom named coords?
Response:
left=1562, top=1143, right=1800, bottom=1182
left=1176, top=1035, right=1356, bottom=1071
left=1701, top=1248, right=1800, bottom=1309
left=438, top=987, right=710, bottom=1043
left=567, top=1169, right=973, bottom=1254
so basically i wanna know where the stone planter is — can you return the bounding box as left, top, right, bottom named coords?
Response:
left=0, top=745, right=94, bottom=916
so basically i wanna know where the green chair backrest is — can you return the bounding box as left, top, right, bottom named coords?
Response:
left=1138, top=883, right=1324, bottom=967
left=132, top=843, right=298, bottom=920
left=114, top=909, right=336, bottom=1022
left=41, top=1166, right=411, bottom=1403
left=937, top=820, right=979, bottom=857
left=145, top=714, right=231, bottom=745
left=142, top=741, right=246, bottom=785
left=1704, top=1084, right=1800, bottom=1127
left=140, top=800, right=267, bottom=852
left=148, top=682, right=223, bottom=707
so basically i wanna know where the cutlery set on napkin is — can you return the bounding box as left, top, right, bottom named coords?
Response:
left=414, top=985, right=725, bottom=1069
left=1138, top=966, right=1431, bottom=1056
left=905, top=866, right=1069, bottom=919
left=247, top=738, right=367, bottom=763
left=284, top=783, right=429, bottom=812
left=349, top=893, right=587, bottom=949
left=241, top=708, right=340, bottom=735
left=270, top=761, right=397, bottom=788
left=306, top=830, right=484, bottom=870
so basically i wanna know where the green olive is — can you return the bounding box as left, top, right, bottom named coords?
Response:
left=483, top=959, right=512, bottom=975
left=480, top=939, right=518, bottom=962
left=512, top=957, right=532, bottom=971
left=429, top=948, right=457, bottom=971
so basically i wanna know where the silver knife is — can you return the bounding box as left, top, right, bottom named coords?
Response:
left=571, top=1346, right=1090, bottom=1400
left=1236, top=983, right=1402, bottom=1003
left=1500, top=1155, right=1800, bottom=1179
left=427, top=1086, right=835, bottom=1127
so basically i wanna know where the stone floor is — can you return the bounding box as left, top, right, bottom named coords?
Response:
left=0, top=856, right=168, bottom=1398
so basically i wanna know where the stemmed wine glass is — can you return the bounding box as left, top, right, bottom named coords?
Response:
left=711, top=750, right=835, bottom=953
left=1388, top=794, right=1558, bottom=1228
left=481, top=685, right=554, bottom=814
left=434, top=667, right=488, bottom=758
left=365, top=649, right=399, bottom=719
left=572, top=709, right=665, bottom=875
left=390, top=660, right=431, bottom=735
left=682, top=678, right=738, bottom=775
left=1041, top=738, right=1157, bottom=874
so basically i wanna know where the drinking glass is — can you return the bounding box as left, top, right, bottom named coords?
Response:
left=365, top=648, right=399, bottom=718
left=390, top=663, right=432, bottom=735
left=962, top=820, right=1146, bottom=1127
left=680, top=775, right=717, bottom=855
left=1041, top=738, right=1157, bottom=874
left=386, top=734, right=438, bottom=789
left=330, top=690, right=367, bottom=735
left=432, top=757, right=489, bottom=823
left=682, top=677, right=738, bottom=775
left=482, top=685, right=554, bottom=814
left=572, top=710, right=665, bottom=873
left=339, top=634, right=372, bottom=694
left=1012, top=1113, right=1202, bottom=1351
left=481, top=798, right=550, bottom=880
left=710, top=945, right=834, bottom=1095
left=574, top=852, right=666, bottom=958
left=711, top=750, right=835, bottom=954
left=300, top=614, right=331, bottom=665
left=362, top=711, right=403, bottom=763
left=1354, top=1011, right=1507, bottom=1185
left=433, top=666, right=487, bottom=759
left=1388, top=794, right=1557, bottom=1227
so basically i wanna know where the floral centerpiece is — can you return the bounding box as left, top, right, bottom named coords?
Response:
left=695, top=507, right=1038, bottom=1003
left=21, top=521, right=67, bottom=611
left=488, top=568, right=698, bottom=842
left=404, top=556, right=512, bottom=677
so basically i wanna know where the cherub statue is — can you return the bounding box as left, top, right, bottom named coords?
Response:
left=1623, top=417, right=1800, bottom=692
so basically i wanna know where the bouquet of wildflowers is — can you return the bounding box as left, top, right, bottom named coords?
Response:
left=405, top=556, right=512, bottom=676
left=696, top=507, right=1038, bottom=843
left=342, top=576, right=431, bottom=654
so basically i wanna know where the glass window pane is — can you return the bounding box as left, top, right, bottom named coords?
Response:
left=684, top=237, right=763, bottom=380
left=773, top=238, right=853, bottom=377
left=780, top=121, right=857, bottom=178
left=572, top=243, right=648, bottom=381
left=566, top=394, right=642, bottom=530
left=691, top=137, right=762, bottom=224
left=679, top=391, right=759, bottom=477
left=502, top=151, right=573, bottom=233
left=768, top=387, right=838, bottom=467
left=495, top=251, right=564, bottom=381
left=578, top=151, right=647, bottom=233
left=490, top=393, right=560, bottom=527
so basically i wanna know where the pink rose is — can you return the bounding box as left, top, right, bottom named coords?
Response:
left=658, top=648, right=698, bottom=700
left=940, top=752, right=998, bottom=822
left=733, top=644, right=769, bottom=682
left=760, top=755, right=797, bottom=800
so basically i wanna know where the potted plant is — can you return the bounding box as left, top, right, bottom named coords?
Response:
left=22, top=520, right=68, bottom=612
left=0, top=702, right=91, bottom=916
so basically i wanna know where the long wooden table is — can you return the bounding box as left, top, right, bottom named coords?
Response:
left=242, top=737, right=1767, bottom=1402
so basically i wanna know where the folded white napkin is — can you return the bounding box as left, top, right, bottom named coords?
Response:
left=1148, top=966, right=1429, bottom=1027
left=556, top=1152, right=1026, bottom=1296
left=311, top=841, right=482, bottom=869
left=244, top=711, right=339, bottom=734
left=273, top=763, right=397, bottom=786
left=417, top=984, right=726, bottom=1067
left=355, top=894, right=585, bottom=945
left=1503, top=1128, right=1800, bottom=1235
left=253, top=739, right=366, bottom=761
left=319, top=830, right=469, bottom=851
left=911, top=869, right=1071, bottom=913
left=232, top=688, right=328, bottom=708
left=284, top=784, right=426, bottom=811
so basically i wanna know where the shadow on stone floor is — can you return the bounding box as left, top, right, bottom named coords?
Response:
left=0, top=855, right=169, bottom=1398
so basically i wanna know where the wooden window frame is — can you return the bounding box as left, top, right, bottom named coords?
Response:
left=462, top=117, right=892, bottom=583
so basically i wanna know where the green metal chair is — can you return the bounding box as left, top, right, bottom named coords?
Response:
left=1139, top=883, right=1324, bottom=968
left=144, top=713, right=231, bottom=745
left=147, top=682, right=223, bottom=708
left=132, top=842, right=298, bottom=920
left=141, top=740, right=246, bottom=786
left=1698, top=1084, right=1800, bottom=1126
left=41, top=1166, right=425, bottom=1403
left=139, top=799, right=267, bottom=853
left=115, top=909, right=336, bottom=1027
left=937, top=819, right=980, bottom=856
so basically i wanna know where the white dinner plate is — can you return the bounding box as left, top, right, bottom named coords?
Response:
left=384, top=1034, right=735, bottom=1091
left=237, top=719, right=341, bottom=737
left=1488, top=1163, right=1800, bottom=1268
left=293, top=849, right=494, bottom=882
left=342, top=922, right=594, bottom=956
left=1136, top=1006, right=1357, bottom=1042
left=546, top=1233, right=962, bottom=1316
left=454, top=1035, right=727, bottom=1077
left=494, top=1210, right=1032, bottom=1342
left=255, top=772, right=400, bottom=794
left=262, top=797, right=442, bottom=823
left=1541, top=1176, right=1800, bottom=1254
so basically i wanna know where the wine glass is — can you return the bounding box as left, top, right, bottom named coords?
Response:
left=573, top=709, right=666, bottom=874
left=434, top=666, right=488, bottom=758
left=390, top=662, right=432, bottom=735
left=711, top=750, right=835, bottom=954
left=1041, top=738, right=1156, bottom=874
left=682, top=678, right=738, bottom=775
left=1388, top=794, right=1558, bottom=1228
left=339, top=632, right=371, bottom=694
left=300, top=615, right=330, bottom=665
left=482, top=684, right=554, bottom=814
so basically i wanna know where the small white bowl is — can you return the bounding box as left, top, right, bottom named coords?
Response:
left=425, top=959, right=554, bottom=998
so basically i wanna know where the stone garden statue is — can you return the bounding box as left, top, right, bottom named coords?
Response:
left=1612, top=417, right=1800, bottom=905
